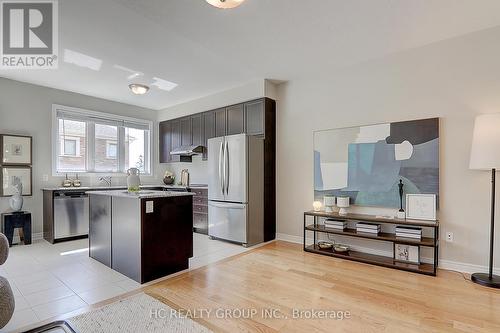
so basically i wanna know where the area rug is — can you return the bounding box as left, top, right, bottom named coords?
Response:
left=68, top=293, right=212, bottom=333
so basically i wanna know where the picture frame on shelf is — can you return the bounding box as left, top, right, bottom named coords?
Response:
left=394, top=243, right=420, bottom=264
left=0, top=134, right=32, bottom=165
left=406, top=194, right=437, bottom=221
left=1, top=166, right=32, bottom=196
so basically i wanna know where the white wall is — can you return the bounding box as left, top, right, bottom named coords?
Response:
left=0, top=78, right=159, bottom=237
left=158, top=80, right=265, bottom=121
left=276, top=26, right=500, bottom=270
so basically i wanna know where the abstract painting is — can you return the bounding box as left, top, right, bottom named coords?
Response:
left=314, top=118, right=439, bottom=208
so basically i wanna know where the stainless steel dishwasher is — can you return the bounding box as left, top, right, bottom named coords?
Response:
left=54, top=191, right=89, bottom=240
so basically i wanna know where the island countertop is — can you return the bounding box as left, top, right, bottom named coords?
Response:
left=87, top=189, right=195, bottom=199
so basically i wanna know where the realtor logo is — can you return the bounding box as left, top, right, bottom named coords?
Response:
left=1, top=0, right=58, bottom=69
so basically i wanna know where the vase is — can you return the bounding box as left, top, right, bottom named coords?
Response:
left=127, top=168, right=141, bottom=192
left=9, top=193, right=23, bottom=212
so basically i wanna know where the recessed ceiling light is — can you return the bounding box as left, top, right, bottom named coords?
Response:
left=206, top=0, right=245, bottom=9
left=129, top=83, right=150, bottom=95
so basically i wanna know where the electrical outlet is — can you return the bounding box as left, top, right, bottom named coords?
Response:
left=446, top=232, right=454, bottom=242
left=42, top=174, right=49, bottom=182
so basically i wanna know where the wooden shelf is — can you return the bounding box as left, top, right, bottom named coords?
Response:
left=305, top=210, right=438, bottom=227
left=305, top=245, right=435, bottom=276
left=305, top=224, right=435, bottom=247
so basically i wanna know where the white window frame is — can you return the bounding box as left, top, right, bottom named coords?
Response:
left=52, top=104, right=153, bottom=176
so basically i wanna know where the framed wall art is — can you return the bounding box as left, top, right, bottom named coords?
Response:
left=406, top=194, right=437, bottom=221
left=0, top=134, right=32, bottom=165
left=1, top=166, right=32, bottom=196
left=394, top=243, right=420, bottom=264
left=314, top=118, right=439, bottom=209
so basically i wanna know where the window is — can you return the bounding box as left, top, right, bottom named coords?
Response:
left=53, top=105, right=152, bottom=174
left=106, top=142, right=117, bottom=159
left=63, top=139, right=77, bottom=156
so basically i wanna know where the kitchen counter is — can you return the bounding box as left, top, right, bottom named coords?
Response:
left=88, top=189, right=194, bottom=199
left=41, top=184, right=195, bottom=191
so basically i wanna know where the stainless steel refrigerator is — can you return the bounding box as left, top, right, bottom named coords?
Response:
left=208, top=133, right=264, bottom=246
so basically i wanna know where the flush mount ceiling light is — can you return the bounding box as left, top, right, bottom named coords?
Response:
left=129, top=83, right=150, bottom=95
left=206, top=0, right=245, bottom=9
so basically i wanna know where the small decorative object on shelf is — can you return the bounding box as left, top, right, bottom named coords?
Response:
left=163, top=170, right=175, bottom=185
left=9, top=176, right=23, bottom=212
left=394, top=243, right=420, bottom=264
left=406, top=194, right=437, bottom=221
left=72, top=174, right=81, bottom=187
left=317, top=241, right=333, bottom=250
left=312, top=201, right=322, bottom=212
left=397, top=179, right=406, bottom=219
left=333, top=244, right=349, bottom=253
left=323, top=195, right=335, bottom=213
left=337, top=196, right=350, bottom=215
left=62, top=174, right=72, bottom=187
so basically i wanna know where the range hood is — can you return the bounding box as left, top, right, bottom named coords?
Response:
left=170, top=145, right=204, bottom=156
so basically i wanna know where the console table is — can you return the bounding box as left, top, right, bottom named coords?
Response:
left=304, top=211, right=439, bottom=276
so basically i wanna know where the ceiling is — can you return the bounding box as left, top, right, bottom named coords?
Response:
left=2, top=0, right=500, bottom=110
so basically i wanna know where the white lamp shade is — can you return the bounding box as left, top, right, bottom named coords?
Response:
left=470, top=113, right=500, bottom=170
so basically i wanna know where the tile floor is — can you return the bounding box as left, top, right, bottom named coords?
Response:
left=0, top=233, right=248, bottom=333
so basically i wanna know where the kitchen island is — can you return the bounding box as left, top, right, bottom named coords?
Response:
left=88, top=190, right=194, bottom=283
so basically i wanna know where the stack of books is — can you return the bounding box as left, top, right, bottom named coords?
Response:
left=324, top=219, right=347, bottom=230
left=356, top=222, right=381, bottom=235
left=395, top=226, right=422, bottom=240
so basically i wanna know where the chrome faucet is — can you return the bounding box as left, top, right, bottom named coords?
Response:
left=99, top=176, right=112, bottom=187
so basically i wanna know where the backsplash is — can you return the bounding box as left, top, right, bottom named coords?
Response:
left=159, top=155, right=209, bottom=185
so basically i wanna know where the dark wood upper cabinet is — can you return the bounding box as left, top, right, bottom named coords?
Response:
left=159, top=121, right=172, bottom=163
left=180, top=117, right=192, bottom=147
left=170, top=119, right=181, bottom=162
left=226, top=104, right=245, bottom=135
left=203, top=111, right=216, bottom=160
left=245, top=99, right=265, bottom=136
left=214, top=108, right=226, bottom=137
left=191, top=114, right=203, bottom=146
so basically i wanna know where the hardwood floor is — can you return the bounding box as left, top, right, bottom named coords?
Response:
left=145, top=241, right=500, bottom=333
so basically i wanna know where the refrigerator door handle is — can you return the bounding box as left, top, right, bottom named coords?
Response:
left=225, top=140, right=230, bottom=196
left=219, top=140, right=225, bottom=195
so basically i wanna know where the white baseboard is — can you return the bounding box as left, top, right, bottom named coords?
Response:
left=276, top=233, right=498, bottom=275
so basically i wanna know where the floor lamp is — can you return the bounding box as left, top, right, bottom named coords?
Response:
left=469, top=113, right=500, bottom=288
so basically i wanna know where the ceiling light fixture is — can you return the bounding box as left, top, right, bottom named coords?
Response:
left=206, top=0, right=245, bottom=9
left=129, top=83, right=150, bottom=95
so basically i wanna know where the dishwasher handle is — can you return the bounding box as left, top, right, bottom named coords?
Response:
left=54, top=192, right=88, bottom=198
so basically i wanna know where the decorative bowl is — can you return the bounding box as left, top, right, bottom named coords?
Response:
left=163, top=176, right=175, bottom=185
left=317, top=241, right=334, bottom=250
left=333, top=244, right=350, bottom=253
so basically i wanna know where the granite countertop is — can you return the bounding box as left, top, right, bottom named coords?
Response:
left=42, top=184, right=207, bottom=191
left=88, top=190, right=195, bottom=199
